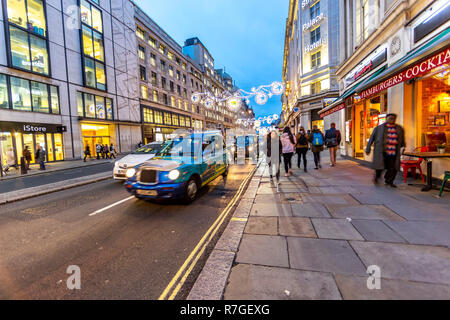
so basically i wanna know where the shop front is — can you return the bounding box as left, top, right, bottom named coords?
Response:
left=80, top=122, right=115, bottom=156
left=0, top=121, right=65, bottom=166
left=142, top=106, right=192, bottom=143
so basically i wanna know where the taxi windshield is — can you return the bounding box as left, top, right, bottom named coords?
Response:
left=133, top=143, right=162, bottom=154
left=157, top=137, right=202, bottom=157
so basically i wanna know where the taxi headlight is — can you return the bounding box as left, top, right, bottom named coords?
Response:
left=231, top=146, right=236, bottom=152
left=249, top=146, right=254, bottom=152
left=168, top=169, right=180, bottom=180
left=126, top=168, right=136, bottom=178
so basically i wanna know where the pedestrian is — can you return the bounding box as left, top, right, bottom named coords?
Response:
left=35, top=145, right=46, bottom=170
left=103, top=144, right=110, bottom=159
left=280, top=126, right=296, bottom=177
left=307, top=129, right=311, bottom=136
left=84, top=145, right=91, bottom=162
left=23, top=146, right=32, bottom=170
left=266, top=129, right=281, bottom=185
left=295, top=126, right=309, bottom=172
left=365, top=113, right=405, bottom=188
left=96, top=143, right=102, bottom=160
left=308, top=125, right=324, bottom=170
left=110, top=143, right=116, bottom=159
left=325, top=123, right=342, bottom=167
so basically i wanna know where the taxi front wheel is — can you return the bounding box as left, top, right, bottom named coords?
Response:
left=184, top=177, right=199, bottom=203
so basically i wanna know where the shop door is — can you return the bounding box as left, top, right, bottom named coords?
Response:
left=0, top=132, right=13, bottom=167
left=47, top=135, right=54, bottom=162
left=354, top=103, right=365, bottom=159
left=54, top=134, right=64, bottom=161
left=23, top=134, right=36, bottom=164
left=35, top=134, right=46, bottom=161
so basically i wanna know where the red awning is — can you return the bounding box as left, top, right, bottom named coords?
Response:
left=320, top=103, right=345, bottom=119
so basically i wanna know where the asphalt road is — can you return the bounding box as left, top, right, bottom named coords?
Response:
left=0, top=163, right=254, bottom=299
left=0, top=162, right=114, bottom=194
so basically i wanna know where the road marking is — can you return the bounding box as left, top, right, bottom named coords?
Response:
left=88, top=196, right=135, bottom=216
left=158, top=166, right=256, bottom=300
left=231, top=217, right=247, bottom=222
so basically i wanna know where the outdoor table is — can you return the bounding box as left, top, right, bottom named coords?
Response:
left=403, top=151, right=450, bottom=192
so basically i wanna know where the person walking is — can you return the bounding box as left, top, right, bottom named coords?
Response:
left=280, top=126, right=296, bottom=177
left=35, top=145, right=46, bottom=170
left=325, top=123, right=342, bottom=167
left=110, top=143, right=116, bottom=159
left=96, top=143, right=102, bottom=160
left=23, top=146, right=32, bottom=170
left=84, top=145, right=91, bottom=162
left=266, top=129, right=282, bottom=185
left=365, top=113, right=405, bottom=188
left=309, top=125, right=325, bottom=170
left=103, top=144, right=110, bottom=159
left=295, top=126, right=309, bottom=172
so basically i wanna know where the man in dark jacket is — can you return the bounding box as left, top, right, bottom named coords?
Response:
left=325, top=123, right=342, bottom=167
left=366, top=113, right=405, bottom=187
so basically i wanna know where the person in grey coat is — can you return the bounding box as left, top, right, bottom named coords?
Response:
left=365, top=113, right=405, bottom=187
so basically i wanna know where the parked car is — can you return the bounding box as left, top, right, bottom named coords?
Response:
left=113, top=142, right=163, bottom=180
left=124, top=131, right=229, bottom=203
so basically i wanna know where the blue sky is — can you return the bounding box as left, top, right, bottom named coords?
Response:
left=133, top=0, right=289, bottom=118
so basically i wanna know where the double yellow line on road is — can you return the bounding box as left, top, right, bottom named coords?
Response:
left=158, top=166, right=257, bottom=300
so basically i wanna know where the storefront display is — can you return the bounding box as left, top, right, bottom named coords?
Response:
left=81, top=123, right=113, bottom=155
left=0, top=121, right=65, bottom=166
left=142, top=106, right=192, bottom=143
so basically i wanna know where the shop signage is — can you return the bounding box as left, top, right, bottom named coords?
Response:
left=302, top=13, right=325, bottom=32
left=301, top=0, right=313, bottom=9
left=320, top=103, right=345, bottom=119
left=345, top=47, right=387, bottom=87
left=360, top=47, right=450, bottom=100
left=305, top=38, right=323, bottom=53
left=323, top=98, right=335, bottom=108
left=0, top=121, right=63, bottom=133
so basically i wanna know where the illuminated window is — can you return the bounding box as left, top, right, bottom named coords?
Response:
left=0, top=75, right=9, bottom=109
left=179, top=116, right=185, bottom=127
left=80, top=0, right=106, bottom=90
left=143, top=108, right=153, bottom=123
left=311, top=81, right=321, bottom=95
left=136, top=27, right=145, bottom=41
left=183, top=88, right=187, bottom=99
left=164, top=112, right=172, bottom=125
left=182, top=62, right=186, bottom=70
left=153, top=90, right=158, bottom=102
left=311, top=27, right=320, bottom=44
left=6, top=0, right=49, bottom=75
left=311, top=51, right=321, bottom=68
left=172, top=113, right=179, bottom=126
left=154, top=110, right=163, bottom=124
left=176, top=70, right=181, bottom=81
left=139, top=45, right=146, bottom=61
left=148, top=37, right=156, bottom=48
left=150, top=53, right=156, bottom=67
left=170, top=96, right=176, bottom=107
left=159, top=44, right=165, bottom=55
left=169, top=65, right=174, bottom=77
left=31, top=81, right=49, bottom=113
left=151, top=72, right=157, bottom=86
left=77, top=92, right=113, bottom=119
left=310, top=1, right=320, bottom=19
left=178, top=98, right=182, bottom=109
left=10, top=77, right=31, bottom=111
left=168, top=51, right=174, bottom=61
left=141, top=85, right=148, bottom=99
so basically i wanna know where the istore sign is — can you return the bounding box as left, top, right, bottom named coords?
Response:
left=360, top=47, right=450, bottom=100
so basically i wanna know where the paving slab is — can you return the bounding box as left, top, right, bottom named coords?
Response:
left=290, top=203, right=331, bottom=218
left=278, top=217, right=316, bottom=238
left=301, top=194, right=360, bottom=205
left=326, top=204, right=405, bottom=221
left=350, top=241, right=450, bottom=285
left=236, top=235, right=289, bottom=268
left=318, top=186, right=359, bottom=194
left=384, top=201, right=450, bottom=222
left=256, top=186, right=278, bottom=195
left=351, top=220, right=406, bottom=243
left=224, top=264, right=342, bottom=300
left=312, top=218, right=364, bottom=241
left=232, top=199, right=254, bottom=219
left=287, top=237, right=367, bottom=276
left=254, top=194, right=282, bottom=203
left=244, top=217, right=278, bottom=235
left=383, top=221, right=450, bottom=246
left=187, top=250, right=235, bottom=300
left=250, top=203, right=292, bottom=217
left=334, top=274, right=450, bottom=300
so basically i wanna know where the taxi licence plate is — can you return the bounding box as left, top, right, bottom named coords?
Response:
left=137, top=190, right=158, bottom=196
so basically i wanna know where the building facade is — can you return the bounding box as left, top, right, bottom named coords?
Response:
left=0, top=0, right=141, bottom=168
left=282, top=0, right=342, bottom=135
left=319, top=0, right=449, bottom=179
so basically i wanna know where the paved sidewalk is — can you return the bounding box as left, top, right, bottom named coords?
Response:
left=0, top=157, right=116, bottom=181
left=189, top=152, right=450, bottom=300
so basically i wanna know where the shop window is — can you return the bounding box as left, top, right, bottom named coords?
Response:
left=0, top=75, right=9, bottom=109
left=80, top=0, right=106, bottom=90
left=106, top=98, right=113, bottom=120
left=77, top=92, right=84, bottom=116
left=6, top=0, right=49, bottom=75
left=31, top=81, right=49, bottom=113
left=84, top=93, right=95, bottom=118
left=78, top=92, right=113, bottom=120
left=164, top=112, right=172, bottom=125
left=179, top=116, right=185, bottom=127
left=54, top=133, right=64, bottom=161
left=186, top=117, right=191, bottom=127
left=95, top=95, right=106, bottom=119
left=143, top=108, right=153, bottom=123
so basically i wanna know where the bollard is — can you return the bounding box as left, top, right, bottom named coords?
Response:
left=20, top=157, right=27, bottom=175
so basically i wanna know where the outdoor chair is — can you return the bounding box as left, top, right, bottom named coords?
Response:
left=438, top=171, right=450, bottom=197
left=401, top=147, right=426, bottom=183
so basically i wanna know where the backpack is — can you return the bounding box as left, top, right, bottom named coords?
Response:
left=325, top=129, right=337, bottom=147
left=313, top=132, right=324, bottom=146
left=297, top=134, right=308, bottom=146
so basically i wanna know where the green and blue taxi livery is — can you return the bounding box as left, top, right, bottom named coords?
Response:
left=124, top=132, right=229, bottom=202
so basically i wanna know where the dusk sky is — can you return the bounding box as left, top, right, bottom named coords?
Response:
left=133, top=0, right=289, bottom=119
